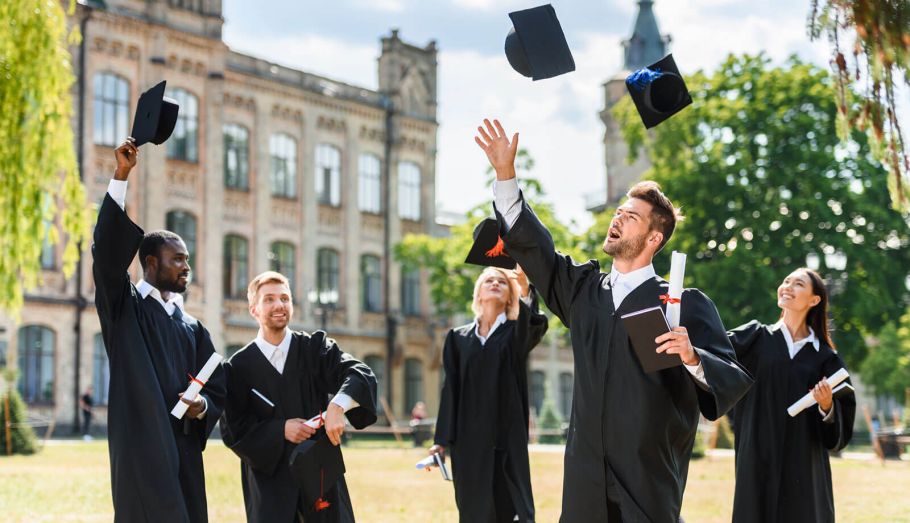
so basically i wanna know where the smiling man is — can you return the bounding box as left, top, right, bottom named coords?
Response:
left=92, top=139, right=226, bottom=523
left=220, top=271, right=377, bottom=523
left=475, top=119, right=753, bottom=523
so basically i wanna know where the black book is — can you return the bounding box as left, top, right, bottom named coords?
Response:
left=832, top=382, right=855, bottom=399
left=620, top=306, right=682, bottom=373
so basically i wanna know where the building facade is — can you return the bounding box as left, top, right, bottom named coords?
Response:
left=0, top=0, right=445, bottom=433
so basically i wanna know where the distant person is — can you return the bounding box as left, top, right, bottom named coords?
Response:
left=79, top=385, right=94, bottom=440
left=410, top=401, right=429, bottom=447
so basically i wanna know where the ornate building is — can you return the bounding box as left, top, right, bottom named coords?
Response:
left=0, top=0, right=443, bottom=432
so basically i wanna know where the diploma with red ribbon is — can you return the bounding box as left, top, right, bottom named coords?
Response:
left=170, top=352, right=223, bottom=419
left=664, top=251, right=686, bottom=329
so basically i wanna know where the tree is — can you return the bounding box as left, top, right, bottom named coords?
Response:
left=614, top=54, right=910, bottom=368
left=861, top=308, right=910, bottom=403
left=2, top=369, right=38, bottom=456
left=809, top=0, right=910, bottom=210
left=0, top=0, right=90, bottom=314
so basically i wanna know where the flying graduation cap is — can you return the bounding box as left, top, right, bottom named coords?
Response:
left=465, top=218, right=517, bottom=270
left=130, top=81, right=180, bottom=146
left=289, top=435, right=346, bottom=514
left=625, top=54, right=692, bottom=129
left=505, top=4, right=575, bottom=81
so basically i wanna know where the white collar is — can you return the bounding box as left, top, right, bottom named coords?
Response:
left=136, top=279, right=185, bottom=314
left=773, top=321, right=820, bottom=353
left=255, top=328, right=293, bottom=358
left=474, top=312, right=508, bottom=346
left=609, top=263, right=656, bottom=287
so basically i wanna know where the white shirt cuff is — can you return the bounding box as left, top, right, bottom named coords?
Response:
left=819, top=403, right=835, bottom=423
left=684, top=361, right=709, bottom=389
left=492, top=178, right=522, bottom=232
left=520, top=294, right=532, bottom=306
left=195, top=395, right=208, bottom=420
left=107, top=179, right=128, bottom=210
left=331, top=393, right=359, bottom=413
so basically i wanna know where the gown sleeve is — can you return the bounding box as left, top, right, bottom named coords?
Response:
left=91, top=194, right=144, bottom=327
left=434, top=330, right=459, bottom=447
left=818, top=352, right=856, bottom=452
left=727, top=320, right=765, bottom=360
left=513, top=287, right=549, bottom=360
left=313, top=332, right=378, bottom=430
left=190, top=321, right=226, bottom=447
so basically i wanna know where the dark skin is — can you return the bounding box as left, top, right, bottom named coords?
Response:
left=114, top=139, right=204, bottom=418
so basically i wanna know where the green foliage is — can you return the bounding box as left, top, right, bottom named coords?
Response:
left=537, top=388, right=564, bottom=444
left=2, top=369, right=38, bottom=456
left=861, top=309, right=910, bottom=402
left=614, top=54, right=910, bottom=368
left=809, top=0, right=910, bottom=210
left=0, top=0, right=90, bottom=314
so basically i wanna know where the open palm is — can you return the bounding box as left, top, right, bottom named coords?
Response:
left=475, top=118, right=519, bottom=177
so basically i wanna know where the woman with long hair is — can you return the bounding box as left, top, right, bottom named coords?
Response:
left=728, top=268, right=856, bottom=522
left=430, top=265, right=548, bottom=523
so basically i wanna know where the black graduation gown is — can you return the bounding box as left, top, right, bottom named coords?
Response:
left=495, top=197, right=754, bottom=523
left=92, top=194, right=226, bottom=523
left=728, top=321, right=856, bottom=523
left=434, top=292, right=549, bottom=523
left=219, top=331, right=378, bottom=523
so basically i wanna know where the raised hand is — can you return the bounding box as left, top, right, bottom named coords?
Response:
left=114, top=138, right=138, bottom=181
left=474, top=118, right=519, bottom=181
left=512, top=264, right=530, bottom=299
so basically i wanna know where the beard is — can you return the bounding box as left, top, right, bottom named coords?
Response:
left=603, top=230, right=648, bottom=260
left=157, top=270, right=189, bottom=294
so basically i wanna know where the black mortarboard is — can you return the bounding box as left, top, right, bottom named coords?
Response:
left=465, top=218, right=517, bottom=270
left=625, top=54, right=692, bottom=129
left=130, top=81, right=180, bottom=146
left=289, top=436, right=346, bottom=514
left=505, top=4, right=575, bottom=81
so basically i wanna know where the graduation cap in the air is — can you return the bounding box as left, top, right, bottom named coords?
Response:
left=130, top=81, right=180, bottom=146
left=289, top=436, right=345, bottom=513
left=625, top=54, right=692, bottom=129
left=465, top=218, right=517, bottom=270
left=505, top=4, right=575, bottom=81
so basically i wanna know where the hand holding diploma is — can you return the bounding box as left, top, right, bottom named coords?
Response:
left=787, top=368, right=849, bottom=417
left=664, top=251, right=686, bottom=329
left=171, top=352, right=223, bottom=419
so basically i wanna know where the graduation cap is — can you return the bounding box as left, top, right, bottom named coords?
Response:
left=625, top=54, right=692, bottom=129
left=465, top=218, right=517, bottom=270
left=289, top=436, right=346, bottom=513
left=130, top=81, right=180, bottom=146
left=505, top=4, right=575, bottom=81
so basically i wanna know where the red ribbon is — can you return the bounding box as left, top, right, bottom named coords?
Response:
left=314, top=467, right=331, bottom=511
left=659, top=294, right=680, bottom=305
left=186, top=373, right=206, bottom=388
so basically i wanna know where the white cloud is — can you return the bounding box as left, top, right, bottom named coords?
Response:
left=351, top=0, right=407, bottom=12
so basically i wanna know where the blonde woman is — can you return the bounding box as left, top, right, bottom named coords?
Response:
left=431, top=266, right=548, bottom=523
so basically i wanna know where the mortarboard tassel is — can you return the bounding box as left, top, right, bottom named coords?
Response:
left=626, top=67, right=663, bottom=92
left=485, top=237, right=507, bottom=258
left=314, top=467, right=331, bottom=511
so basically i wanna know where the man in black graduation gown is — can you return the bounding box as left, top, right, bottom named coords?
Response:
left=93, top=139, right=226, bottom=523
left=220, top=271, right=377, bottom=523
left=475, top=119, right=753, bottom=522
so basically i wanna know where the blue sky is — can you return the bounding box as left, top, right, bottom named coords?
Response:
left=221, top=0, right=834, bottom=229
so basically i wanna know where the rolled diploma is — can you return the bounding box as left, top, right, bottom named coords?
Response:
left=786, top=368, right=849, bottom=417
left=415, top=455, right=436, bottom=470
left=666, top=251, right=687, bottom=329
left=170, top=352, right=223, bottom=419
left=303, top=412, right=325, bottom=429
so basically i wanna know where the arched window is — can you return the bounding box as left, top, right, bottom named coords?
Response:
left=166, top=210, right=197, bottom=280
left=269, top=241, right=297, bottom=296
left=361, top=255, right=381, bottom=312
left=17, top=326, right=55, bottom=403
left=529, top=370, right=545, bottom=416
left=92, top=73, right=129, bottom=146
left=315, top=144, right=341, bottom=206
left=93, top=334, right=110, bottom=406
left=401, top=267, right=421, bottom=316
left=363, top=355, right=385, bottom=414
left=270, top=133, right=297, bottom=198
left=358, top=153, right=381, bottom=213
left=224, top=235, right=249, bottom=298
left=398, top=161, right=421, bottom=220
left=166, top=88, right=199, bottom=162
left=223, top=123, right=250, bottom=190
left=404, top=358, right=424, bottom=414
left=559, top=372, right=574, bottom=419
left=316, top=248, right=340, bottom=296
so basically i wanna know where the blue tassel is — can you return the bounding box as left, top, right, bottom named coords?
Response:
left=626, top=67, right=663, bottom=92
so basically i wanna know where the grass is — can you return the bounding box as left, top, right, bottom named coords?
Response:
left=1, top=440, right=909, bottom=522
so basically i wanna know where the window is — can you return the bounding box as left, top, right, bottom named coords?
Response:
left=93, top=334, right=110, bottom=406
left=361, top=255, right=381, bottom=312
left=398, top=161, right=421, bottom=220
left=270, top=133, right=297, bottom=198
left=92, top=73, right=129, bottom=146
left=166, top=210, right=197, bottom=280
left=404, top=358, right=423, bottom=414
left=401, top=267, right=421, bottom=316
left=223, top=124, right=250, bottom=190
left=530, top=370, right=545, bottom=416
left=17, top=326, right=55, bottom=403
left=0, top=340, right=7, bottom=367
left=364, top=355, right=385, bottom=414
left=317, top=248, right=340, bottom=296
left=315, top=144, right=341, bottom=206
left=269, top=241, right=296, bottom=295
left=40, top=232, right=55, bottom=270
left=223, top=235, right=249, bottom=298
left=358, top=154, right=381, bottom=213
left=559, top=372, right=574, bottom=419
left=166, top=88, right=199, bottom=162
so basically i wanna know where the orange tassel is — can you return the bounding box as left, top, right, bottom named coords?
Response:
left=485, top=237, right=506, bottom=258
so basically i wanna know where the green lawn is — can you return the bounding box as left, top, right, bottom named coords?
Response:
left=1, top=440, right=909, bottom=522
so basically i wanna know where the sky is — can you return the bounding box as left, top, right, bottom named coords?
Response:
left=221, top=0, right=835, bottom=231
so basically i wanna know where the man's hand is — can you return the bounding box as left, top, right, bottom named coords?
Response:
left=284, top=418, right=317, bottom=444
left=655, top=327, right=700, bottom=366
left=428, top=444, right=445, bottom=462
left=178, top=392, right=205, bottom=419
left=511, top=264, right=530, bottom=299
left=114, top=138, right=138, bottom=180
left=474, top=118, right=518, bottom=181
left=812, top=378, right=834, bottom=414
left=324, top=403, right=346, bottom=446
